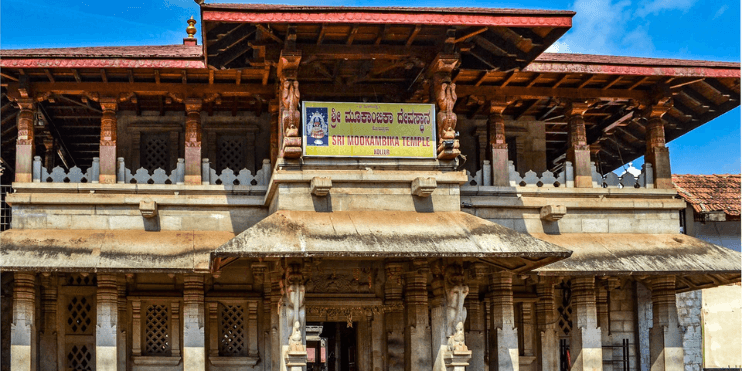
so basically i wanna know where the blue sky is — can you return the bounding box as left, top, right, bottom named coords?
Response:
left=1, top=0, right=739, bottom=174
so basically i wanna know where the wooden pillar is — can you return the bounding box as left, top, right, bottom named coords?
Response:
left=430, top=54, right=461, bottom=160
left=489, top=271, right=519, bottom=371
left=39, top=273, right=58, bottom=371
left=11, top=272, right=36, bottom=371
left=405, top=259, right=432, bottom=371
left=385, top=262, right=405, bottom=371
left=489, top=100, right=510, bottom=186
left=42, top=137, right=55, bottom=171
left=184, top=100, right=203, bottom=185
left=644, top=104, right=673, bottom=189
left=269, top=100, right=279, bottom=167
left=277, top=48, right=302, bottom=159
left=183, top=274, right=205, bottom=371
left=571, top=277, right=603, bottom=371
left=96, top=273, right=118, bottom=370
left=649, top=276, right=683, bottom=371
left=14, top=100, right=35, bottom=183
left=99, top=99, right=118, bottom=183
left=565, top=102, right=592, bottom=188
left=536, top=278, right=559, bottom=371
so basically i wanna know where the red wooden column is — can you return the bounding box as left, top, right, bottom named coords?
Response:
left=99, top=98, right=118, bottom=183
left=14, top=99, right=35, bottom=183
left=430, top=54, right=461, bottom=160
left=489, top=99, right=511, bottom=186
left=565, top=102, right=592, bottom=188
left=644, top=103, right=673, bottom=189
left=185, top=99, right=203, bottom=185
left=277, top=50, right=302, bottom=159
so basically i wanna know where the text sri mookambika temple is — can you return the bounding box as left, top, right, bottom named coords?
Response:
left=0, top=3, right=740, bottom=371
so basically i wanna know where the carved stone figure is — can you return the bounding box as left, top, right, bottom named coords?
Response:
left=444, top=266, right=469, bottom=338
left=288, top=321, right=303, bottom=352
left=447, top=321, right=467, bottom=351
left=436, top=82, right=457, bottom=140
left=280, top=79, right=302, bottom=158
left=284, top=264, right=306, bottom=339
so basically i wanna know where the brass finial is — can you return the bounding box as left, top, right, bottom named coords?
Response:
left=186, top=16, right=197, bottom=39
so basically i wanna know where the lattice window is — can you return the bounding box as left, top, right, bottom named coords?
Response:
left=557, top=281, right=573, bottom=336
left=140, top=133, right=171, bottom=172
left=216, top=135, right=248, bottom=173
left=66, top=274, right=96, bottom=286
left=66, top=296, right=93, bottom=334
left=219, top=303, right=247, bottom=356
left=145, top=304, right=171, bottom=355
left=66, top=344, right=93, bottom=371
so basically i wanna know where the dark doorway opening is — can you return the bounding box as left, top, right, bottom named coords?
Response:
left=306, top=322, right=358, bottom=371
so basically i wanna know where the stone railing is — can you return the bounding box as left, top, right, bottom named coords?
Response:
left=31, top=156, right=271, bottom=187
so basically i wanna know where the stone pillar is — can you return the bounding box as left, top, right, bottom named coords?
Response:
left=597, top=282, right=612, bottom=371
left=270, top=268, right=282, bottom=371
left=521, top=302, right=536, bottom=367
left=385, top=262, right=405, bottom=371
left=571, top=277, right=603, bottom=371
left=117, top=276, right=127, bottom=371
left=465, top=279, right=486, bottom=371
left=430, top=54, right=461, bottom=160
left=11, top=272, right=36, bottom=371
left=405, top=259, right=432, bottom=371
left=183, top=274, right=206, bottom=371
left=489, top=271, right=519, bottom=371
left=99, top=99, right=118, bottom=183
left=184, top=100, right=203, bottom=185
left=371, top=308, right=386, bottom=371
left=39, top=273, right=58, bottom=371
left=536, top=278, right=558, bottom=371
left=565, top=102, right=592, bottom=188
left=14, top=100, right=35, bottom=183
left=644, top=104, right=673, bottom=189
left=431, top=263, right=469, bottom=364
left=489, top=100, right=510, bottom=186
left=277, top=50, right=302, bottom=159
left=96, top=273, right=118, bottom=370
left=649, top=276, right=683, bottom=371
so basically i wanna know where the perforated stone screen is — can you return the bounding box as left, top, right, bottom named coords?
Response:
left=557, top=281, right=573, bottom=337
left=140, top=133, right=171, bottom=172
left=219, top=303, right=247, bottom=356
left=66, top=296, right=93, bottom=334
left=216, top=135, right=248, bottom=173
left=66, top=344, right=93, bottom=371
left=144, top=304, right=171, bottom=355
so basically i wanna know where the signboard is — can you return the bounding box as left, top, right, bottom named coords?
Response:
left=302, top=101, right=437, bottom=158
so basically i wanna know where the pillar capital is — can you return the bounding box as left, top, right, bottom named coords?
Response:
left=184, top=98, right=203, bottom=113
left=99, top=97, right=118, bottom=112
left=564, top=101, right=590, bottom=118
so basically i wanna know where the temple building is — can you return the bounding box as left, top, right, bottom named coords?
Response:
left=1, top=3, right=740, bottom=371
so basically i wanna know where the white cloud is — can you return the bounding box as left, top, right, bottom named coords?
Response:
left=556, top=0, right=632, bottom=55
left=713, top=4, right=729, bottom=20
left=545, top=41, right=573, bottom=53
left=635, top=0, right=698, bottom=17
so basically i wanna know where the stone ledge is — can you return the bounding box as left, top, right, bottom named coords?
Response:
left=209, top=356, right=259, bottom=367
left=12, top=182, right=268, bottom=195
left=132, top=356, right=182, bottom=366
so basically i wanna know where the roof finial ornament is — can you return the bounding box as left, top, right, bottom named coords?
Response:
left=186, top=16, right=197, bottom=39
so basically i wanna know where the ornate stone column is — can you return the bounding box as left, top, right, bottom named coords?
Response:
left=385, top=262, right=405, bottom=371
left=649, top=276, right=683, bottom=371
left=431, top=263, right=470, bottom=366
left=465, top=264, right=487, bottom=371
left=14, top=100, right=35, bottom=183
left=183, top=274, right=206, bottom=371
left=565, top=102, right=592, bottom=188
left=430, top=54, right=461, bottom=160
left=184, top=100, right=203, bottom=185
left=489, top=271, right=519, bottom=371
left=644, top=103, right=673, bottom=189
left=99, top=98, right=118, bottom=183
left=117, top=276, right=127, bottom=371
left=597, top=281, right=612, bottom=371
left=270, top=267, right=282, bottom=371
left=11, top=272, right=36, bottom=371
left=489, top=100, right=511, bottom=186
left=571, top=277, right=603, bottom=371
left=536, top=278, right=558, bottom=371
left=96, top=273, right=118, bottom=370
left=39, top=273, right=58, bottom=371
left=280, top=261, right=307, bottom=371
left=405, top=259, right=432, bottom=371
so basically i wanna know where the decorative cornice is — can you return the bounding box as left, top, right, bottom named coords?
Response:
left=525, top=62, right=741, bottom=78
left=1, top=59, right=206, bottom=69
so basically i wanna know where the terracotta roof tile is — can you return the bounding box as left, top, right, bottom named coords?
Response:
left=673, top=174, right=741, bottom=216
left=0, top=45, right=203, bottom=59
left=537, top=53, right=740, bottom=69
left=201, top=4, right=576, bottom=16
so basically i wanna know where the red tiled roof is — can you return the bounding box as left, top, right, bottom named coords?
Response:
left=536, top=53, right=740, bottom=69
left=201, top=4, right=575, bottom=16
left=673, top=174, right=741, bottom=217
left=0, top=45, right=203, bottom=59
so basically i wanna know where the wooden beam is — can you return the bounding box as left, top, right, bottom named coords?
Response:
left=375, top=24, right=389, bottom=46
left=603, top=75, right=623, bottom=89
left=500, top=71, right=517, bottom=87
left=405, top=25, right=422, bottom=48
left=182, top=70, right=187, bottom=84
left=552, top=74, right=570, bottom=88
left=703, top=79, right=737, bottom=100
left=669, top=78, right=705, bottom=89
left=296, top=44, right=433, bottom=61
left=209, top=70, right=214, bottom=84
left=72, top=69, right=82, bottom=83
left=0, top=72, right=19, bottom=82
left=100, top=69, right=108, bottom=83
left=453, top=27, right=488, bottom=43
left=681, top=87, right=716, bottom=110
left=235, top=71, right=242, bottom=85
left=526, top=73, right=542, bottom=88
left=627, top=76, right=649, bottom=90
left=212, top=38, right=253, bottom=69
left=9, top=82, right=275, bottom=99
left=515, top=99, right=541, bottom=120
left=154, top=69, right=160, bottom=84
left=456, top=85, right=650, bottom=101
left=256, top=24, right=283, bottom=43
left=317, top=24, right=327, bottom=45
left=207, top=24, right=256, bottom=53
left=128, top=69, right=135, bottom=84
left=44, top=69, right=55, bottom=83
left=578, top=75, right=597, bottom=89
left=347, top=24, right=360, bottom=45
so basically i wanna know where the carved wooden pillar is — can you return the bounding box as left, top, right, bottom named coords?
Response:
left=385, top=262, right=405, bottom=371
left=99, top=99, right=118, bottom=183
left=565, top=102, right=592, bottom=188
left=269, top=100, right=279, bottom=166
left=11, top=272, right=36, bottom=371
left=39, top=273, right=58, bottom=371
left=15, top=100, right=36, bottom=182
left=429, top=54, right=460, bottom=160
left=96, top=273, right=118, bottom=370
left=536, top=278, right=559, bottom=371
left=571, top=277, right=603, bottom=371
left=42, top=137, right=55, bottom=171
left=184, top=100, right=203, bottom=185
left=465, top=265, right=486, bottom=371
left=644, top=103, right=673, bottom=189
left=489, top=100, right=511, bottom=186
left=183, top=274, right=205, bottom=371
left=648, top=276, right=683, bottom=371
left=277, top=50, right=302, bottom=159
left=405, top=259, right=432, bottom=371
left=489, top=271, right=519, bottom=371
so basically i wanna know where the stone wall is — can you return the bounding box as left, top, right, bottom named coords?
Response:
left=676, top=290, right=703, bottom=371
left=607, top=285, right=639, bottom=371
left=637, top=282, right=652, bottom=371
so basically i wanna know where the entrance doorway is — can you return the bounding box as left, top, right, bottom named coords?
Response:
left=306, top=322, right=358, bottom=371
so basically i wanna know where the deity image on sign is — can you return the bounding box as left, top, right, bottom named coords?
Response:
left=304, top=108, right=329, bottom=146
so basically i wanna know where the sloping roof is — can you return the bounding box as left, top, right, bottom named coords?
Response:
left=673, top=174, right=741, bottom=217
left=200, top=4, right=575, bottom=16
left=0, top=45, right=203, bottom=59
left=535, top=53, right=740, bottom=69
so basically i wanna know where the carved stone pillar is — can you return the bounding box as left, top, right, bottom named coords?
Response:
left=649, top=276, right=683, bottom=371
left=385, top=262, right=405, bottom=371
left=270, top=267, right=282, bottom=371
left=644, top=104, right=673, bottom=189
left=489, top=271, right=519, bottom=371
left=15, top=100, right=36, bottom=183
left=405, top=259, right=432, bottom=371
left=521, top=302, right=536, bottom=364
left=11, top=272, right=36, bottom=371
left=565, top=102, right=592, bottom=188
left=465, top=272, right=486, bottom=371
left=489, top=100, right=510, bottom=186
left=117, top=276, right=127, bottom=371
left=280, top=261, right=307, bottom=371
left=183, top=274, right=205, bottom=371
left=597, top=282, right=612, bottom=371
left=536, top=278, right=558, bottom=371
left=571, top=277, right=603, bottom=371
left=99, top=99, right=118, bottom=183
left=184, top=100, right=203, bottom=185
left=278, top=51, right=302, bottom=159
left=431, top=263, right=469, bottom=363
left=96, top=273, right=118, bottom=370
left=39, top=273, right=58, bottom=371
left=430, top=54, right=461, bottom=160
left=371, top=308, right=386, bottom=371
